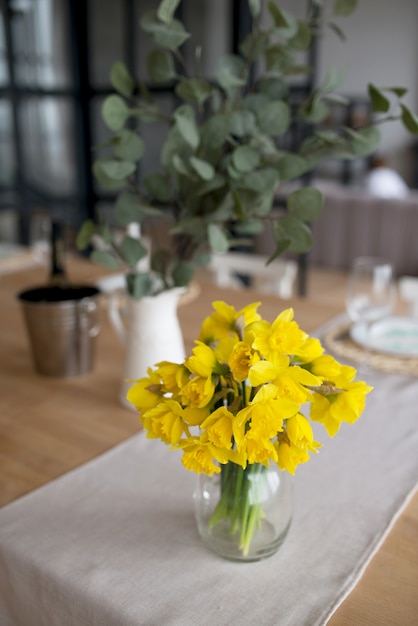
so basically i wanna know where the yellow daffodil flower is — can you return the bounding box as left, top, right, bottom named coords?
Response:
left=126, top=369, right=162, bottom=414
left=155, top=361, right=189, bottom=395
left=199, top=300, right=261, bottom=343
left=128, top=299, right=371, bottom=482
left=141, top=400, right=185, bottom=445
left=251, top=308, right=306, bottom=361
left=186, top=341, right=218, bottom=378
left=229, top=340, right=260, bottom=382
left=238, top=384, right=299, bottom=440
left=310, top=378, right=373, bottom=436
left=200, top=406, right=236, bottom=449
left=181, top=375, right=215, bottom=408
left=180, top=440, right=231, bottom=475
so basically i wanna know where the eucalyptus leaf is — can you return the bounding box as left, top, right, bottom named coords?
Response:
left=170, top=216, right=205, bottom=236
left=232, top=145, right=260, bottom=172
left=175, top=78, right=212, bottom=106
left=239, top=31, right=269, bottom=62
left=287, top=187, right=324, bottom=222
left=299, top=94, right=330, bottom=124
left=143, top=172, right=171, bottom=202
left=100, top=159, right=136, bottom=180
left=146, top=49, right=176, bottom=83
left=332, top=0, right=357, bottom=17
left=113, top=130, right=145, bottom=161
left=272, top=7, right=298, bottom=38
left=368, top=83, right=390, bottom=113
left=118, top=236, right=148, bottom=268
left=268, top=2, right=291, bottom=29
left=276, top=154, right=308, bottom=180
left=153, top=19, right=190, bottom=50
left=210, top=192, right=235, bottom=220
left=115, top=192, right=143, bottom=225
left=257, top=101, right=290, bottom=135
left=115, top=191, right=163, bottom=225
left=126, top=272, right=153, bottom=300
left=151, top=249, right=171, bottom=274
left=172, top=260, right=194, bottom=286
left=324, top=93, right=350, bottom=105
left=327, top=21, right=346, bottom=41
left=216, top=54, right=247, bottom=90
left=257, top=77, right=289, bottom=100
left=140, top=11, right=190, bottom=50
left=110, top=62, right=134, bottom=98
left=208, top=223, right=229, bottom=253
left=160, top=126, right=189, bottom=168
left=388, top=87, right=408, bottom=98
left=76, top=220, right=96, bottom=250
left=195, top=173, right=226, bottom=197
left=102, top=95, right=130, bottom=131
left=227, top=161, right=244, bottom=181
left=200, top=114, right=230, bottom=149
left=264, top=45, right=293, bottom=73
left=243, top=93, right=270, bottom=115
left=172, top=154, right=193, bottom=177
left=93, top=161, right=127, bottom=190
left=321, top=66, right=345, bottom=93
left=157, top=0, right=181, bottom=23
left=248, top=0, right=261, bottom=17
left=190, top=156, right=215, bottom=181
left=238, top=167, right=279, bottom=193
left=174, top=107, right=200, bottom=149
left=229, top=110, right=256, bottom=137
left=268, top=238, right=291, bottom=262
left=91, top=249, right=120, bottom=270
left=233, top=219, right=263, bottom=235
left=274, top=215, right=313, bottom=253
left=288, top=20, right=312, bottom=51
left=349, top=126, right=381, bottom=156
left=401, top=104, right=418, bottom=134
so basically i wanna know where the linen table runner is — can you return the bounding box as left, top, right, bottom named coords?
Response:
left=0, top=363, right=417, bottom=624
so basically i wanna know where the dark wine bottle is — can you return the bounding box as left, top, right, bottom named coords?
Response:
left=49, top=221, right=68, bottom=286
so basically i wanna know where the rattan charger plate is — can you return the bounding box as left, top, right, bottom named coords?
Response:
left=323, top=323, right=418, bottom=377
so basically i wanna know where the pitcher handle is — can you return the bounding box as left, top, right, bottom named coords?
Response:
left=108, top=288, right=128, bottom=344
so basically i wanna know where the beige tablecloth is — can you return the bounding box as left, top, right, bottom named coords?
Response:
left=0, top=344, right=417, bottom=625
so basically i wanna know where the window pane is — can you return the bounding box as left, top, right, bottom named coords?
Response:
left=89, top=0, right=124, bottom=88
left=0, top=11, right=8, bottom=86
left=0, top=101, right=16, bottom=185
left=19, top=97, right=76, bottom=194
left=10, top=0, right=72, bottom=88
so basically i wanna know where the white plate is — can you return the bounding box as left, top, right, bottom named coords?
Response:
left=350, top=316, right=418, bottom=357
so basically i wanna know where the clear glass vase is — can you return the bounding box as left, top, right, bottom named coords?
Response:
left=194, top=462, right=293, bottom=562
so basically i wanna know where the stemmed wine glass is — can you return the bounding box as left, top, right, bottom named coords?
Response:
left=345, top=257, right=396, bottom=372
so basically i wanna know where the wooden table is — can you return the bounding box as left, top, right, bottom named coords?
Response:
left=1, top=256, right=417, bottom=624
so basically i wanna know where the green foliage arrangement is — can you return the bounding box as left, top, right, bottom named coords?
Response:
left=77, top=0, right=418, bottom=299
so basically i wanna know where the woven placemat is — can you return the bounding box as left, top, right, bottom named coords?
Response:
left=324, top=323, right=418, bottom=377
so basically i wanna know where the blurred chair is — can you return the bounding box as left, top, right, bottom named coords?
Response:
left=209, top=252, right=298, bottom=299
left=398, top=276, right=418, bottom=317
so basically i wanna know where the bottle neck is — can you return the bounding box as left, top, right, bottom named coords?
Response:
left=49, top=222, right=68, bottom=285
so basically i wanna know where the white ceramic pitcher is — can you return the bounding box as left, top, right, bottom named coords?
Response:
left=109, top=287, right=186, bottom=410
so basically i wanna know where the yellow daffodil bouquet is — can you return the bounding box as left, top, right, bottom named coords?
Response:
left=128, top=300, right=372, bottom=558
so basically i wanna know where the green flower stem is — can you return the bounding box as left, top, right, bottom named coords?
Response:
left=209, top=462, right=268, bottom=557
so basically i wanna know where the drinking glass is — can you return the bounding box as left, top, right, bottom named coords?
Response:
left=346, top=257, right=396, bottom=371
